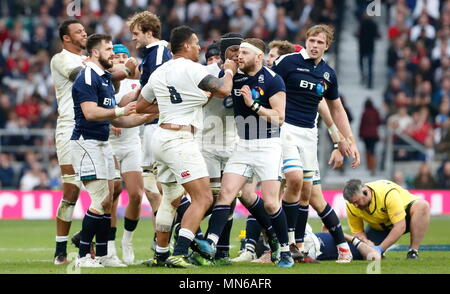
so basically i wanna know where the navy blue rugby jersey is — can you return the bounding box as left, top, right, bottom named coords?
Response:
left=220, top=66, right=286, bottom=140
left=139, top=40, right=172, bottom=87
left=272, top=49, right=339, bottom=129
left=139, top=40, right=171, bottom=125
left=71, top=62, right=116, bottom=141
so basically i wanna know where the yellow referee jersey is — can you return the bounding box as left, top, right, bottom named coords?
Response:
left=346, top=180, right=420, bottom=233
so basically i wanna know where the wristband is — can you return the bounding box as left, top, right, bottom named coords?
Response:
left=333, top=143, right=338, bottom=149
left=224, top=69, right=234, bottom=77
left=251, top=102, right=260, bottom=112
left=327, top=124, right=341, bottom=143
left=373, top=245, right=383, bottom=254
left=123, top=68, right=131, bottom=77
left=115, top=107, right=125, bottom=117
left=351, top=237, right=362, bottom=248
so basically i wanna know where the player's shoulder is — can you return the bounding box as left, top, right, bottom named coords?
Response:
left=274, top=52, right=300, bottom=67
left=205, top=62, right=221, bottom=77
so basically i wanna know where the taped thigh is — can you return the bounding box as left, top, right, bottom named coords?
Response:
left=156, top=182, right=185, bottom=232
left=143, top=171, right=159, bottom=194
left=61, top=174, right=82, bottom=189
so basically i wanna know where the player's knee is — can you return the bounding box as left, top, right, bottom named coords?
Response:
left=62, top=175, right=81, bottom=202
left=264, top=199, right=279, bottom=215
left=56, top=199, right=76, bottom=222
left=85, top=180, right=110, bottom=215
left=285, top=174, right=302, bottom=193
left=128, top=190, right=143, bottom=207
left=113, top=180, right=123, bottom=196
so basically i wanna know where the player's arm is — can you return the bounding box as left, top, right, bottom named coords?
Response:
left=198, top=59, right=236, bottom=98
left=325, top=97, right=361, bottom=168
left=81, top=101, right=136, bottom=121
left=118, top=89, right=140, bottom=107
left=318, top=100, right=345, bottom=169
left=136, top=82, right=159, bottom=115
left=346, top=204, right=369, bottom=241
left=344, top=234, right=381, bottom=260
left=240, top=85, right=285, bottom=125
left=377, top=190, right=407, bottom=252
left=112, top=113, right=157, bottom=128
left=68, top=66, right=84, bottom=82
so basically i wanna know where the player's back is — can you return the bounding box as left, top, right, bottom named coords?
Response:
left=50, top=49, right=85, bottom=127
left=149, top=57, right=209, bottom=129
left=202, top=62, right=237, bottom=147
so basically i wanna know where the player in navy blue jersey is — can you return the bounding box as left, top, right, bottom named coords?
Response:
left=70, top=34, right=155, bottom=268
left=123, top=11, right=173, bottom=261
left=203, top=38, right=294, bottom=268
left=271, top=24, right=361, bottom=262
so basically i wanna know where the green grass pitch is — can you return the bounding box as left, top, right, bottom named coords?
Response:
left=1, top=216, right=450, bottom=274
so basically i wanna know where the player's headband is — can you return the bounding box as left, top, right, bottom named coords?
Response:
left=240, top=42, right=264, bottom=56
left=113, top=44, right=130, bottom=57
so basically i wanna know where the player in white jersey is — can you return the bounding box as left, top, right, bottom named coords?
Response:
left=50, top=19, right=87, bottom=265
left=136, top=25, right=237, bottom=268
left=107, top=44, right=146, bottom=265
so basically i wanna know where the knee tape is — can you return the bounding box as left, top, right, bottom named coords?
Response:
left=56, top=199, right=76, bottom=222
left=210, top=182, right=221, bottom=197
left=303, top=171, right=315, bottom=183
left=156, top=183, right=185, bottom=232
left=85, top=180, right=110, bottom=214
left=143, top=172, right=159, bottom=194
left=61, top=174, right=82, bottom=188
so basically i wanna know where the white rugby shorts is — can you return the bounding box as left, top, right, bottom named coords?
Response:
left=110, top=137, right=142, bottom=174
left=70, top=137, right=115, bottom=181
left=223, top=138, right=282, bottom=182
left=142, top=124, right=158, bottom=169
left=55, top=123, right=74, bottom=166
left=151, top=127, right=209, bottom=184
left=281, top=122, right=319, bottom=173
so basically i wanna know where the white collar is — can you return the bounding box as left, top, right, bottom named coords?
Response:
left=146, top=40, right=169, bottom=49
left=300, top=48, right=325, bottom=63
left=62, top=48, right=83, bottom=57
left=86, top=61, right=105, bottom=76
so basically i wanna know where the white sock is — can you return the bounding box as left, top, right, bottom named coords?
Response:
left=288, top=231, right=296, bottom=245
left=245, top=243, right=256, bottom=253
left=122, top=230, right=134, bottom=242
left=108, top=240, right=117, bottom=256
left=337, top=242, right=350, bottom=250
left=207, top=233, right=219, bottom=246
left=156, top=245, right=169, bottom=254
left=179, top=228, right=195, bottom=241
left=56, top=236, right=68, bottom=242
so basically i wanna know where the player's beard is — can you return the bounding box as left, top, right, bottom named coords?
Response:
left=239, top=60, right=256, bottom=73
left=99, top=55, right=113, bottom=69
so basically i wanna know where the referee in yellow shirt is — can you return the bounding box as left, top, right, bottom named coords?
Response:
left=343, top=179, right=430, bottom=259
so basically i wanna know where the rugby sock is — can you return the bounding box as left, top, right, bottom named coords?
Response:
left=155, top=245, right=170, bottom=261
left=295, top=205, right=309, bottom=244
left=108, top=227, right=117, bottom=241
left=175, top=197, right=191, bottom=223
left=319, top=204, right=346, bottom=246
left=55, top=236, right=68, bottom=256
left=245, top=197, right=274, bottom=236
left=96, top=213, right=110, bottom=257
left=123, top=217, right=138, bottom=241
left=282, top=200, right=299, bottom=244
left=206, top=205, right=230, bottom=246
left=173, top=228, right=195, bottom=256
left=269, top=207, right=290, bottom=252
left=216, top=217, right=233, bottom=258
left=79, top=210, right=102, bottom=257
left=245, top=215, right=262, bottom=248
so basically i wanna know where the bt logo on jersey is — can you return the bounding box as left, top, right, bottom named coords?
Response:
left=103, top=97, right=114, bottom=106
left=299, top=80, right=316, bottom=90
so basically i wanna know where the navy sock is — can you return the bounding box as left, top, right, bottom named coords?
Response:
left=79, top=211, right=102, bottom=257
left=295, top=205, right=309, bottom=243
left=108, top=227, right=117, bottom=241
left=216, top=218, right=233, bottom=258
left=96, top=213, right=110, bottom=257
left=319, top=204, right=346, bottom=244
left=173, top=228, right=195, bottom=256
left=206, top=205, right=230, bottom=243
left=124, top=217, right=139, bottom=232
left=245, top=197, right=277, bottom=243
left=269, top=208, right=289, bottom=247
left=245, top=215, right=262, bottom=246
left=282, top=201, right=299, bottom=235
left=175, top=197, right=191, bottom=224
left=55, top=241, right=67, bottom=256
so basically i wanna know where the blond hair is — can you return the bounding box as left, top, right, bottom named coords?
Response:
left=306, top=24, right=334, bottom=46
left=127, top=11, right=161, bottom=39
left=268, top=40, right=295, bottom=56
left=242, top=38, right=266, bottom=53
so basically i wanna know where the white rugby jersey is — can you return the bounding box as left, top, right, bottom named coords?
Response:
left=201, top=62, right=238, bottom=147
left=50, top=49, right=86, bottom=128
left=141, top=57, right=209, bottom=129
left=109, top=78, right=141, bottom=146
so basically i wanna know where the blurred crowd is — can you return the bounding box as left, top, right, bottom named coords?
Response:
left=355, top=0, right=450, bottom=189
left=0, top=0, right=343, bottom=190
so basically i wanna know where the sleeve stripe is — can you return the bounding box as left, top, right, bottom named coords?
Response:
left=156, top=45, right=164, bottom=66
left=84, top=68, right=91, bottom=86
